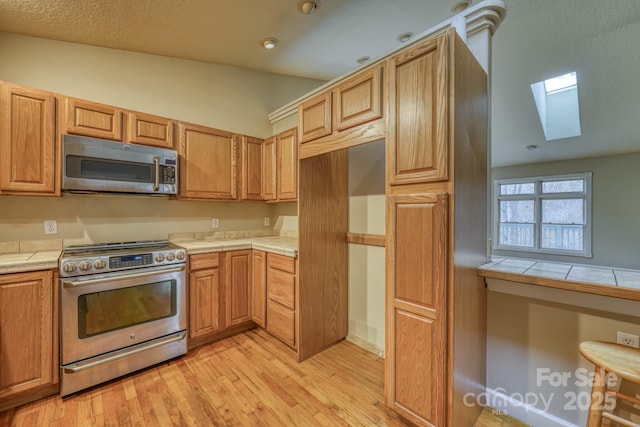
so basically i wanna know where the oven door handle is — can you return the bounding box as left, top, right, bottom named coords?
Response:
left=62, top=265, right=185, bottom=288
left=63, top=332, right=186, bottom=374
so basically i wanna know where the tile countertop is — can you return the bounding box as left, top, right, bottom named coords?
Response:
left=478, top=257, right=640, bottom=301
left=0, top=240, right=63, bottom=275
left=173, top=236, right=298, bottom=258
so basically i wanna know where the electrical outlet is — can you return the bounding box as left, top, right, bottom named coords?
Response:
left=617, top=331, right=640, bottom=348
left=211, top=218, right=219, bottom=229
left=44, top=220, right=57, bottom=235
left=264, top=217, right=270, bottom=227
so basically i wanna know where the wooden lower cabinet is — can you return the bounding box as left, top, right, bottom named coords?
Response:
left=266, top=253, right=297, bottom=348
left=225, top=250, right=251, bottom=326
left=188, top=253, right=225, bottom=343
left=386, top=193, right=448, bottom=426
left=188, top=250, right=257, bottom=347
left=0, top=270, right=58, bottom=411
left=251, top=250, right=267, bottom=328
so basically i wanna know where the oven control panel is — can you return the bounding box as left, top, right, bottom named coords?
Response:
left=60, top=246, right=187, bottom=277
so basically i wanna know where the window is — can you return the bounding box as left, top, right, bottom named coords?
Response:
left=494, top=173, right=592, bottom=257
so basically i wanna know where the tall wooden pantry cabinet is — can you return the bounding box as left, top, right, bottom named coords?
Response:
left=384, top=30, right=488, bottom=427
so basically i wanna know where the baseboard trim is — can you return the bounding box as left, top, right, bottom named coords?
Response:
left=345, top=335, right=384, bottom=358
left=485, top=388, right=579, bottom=427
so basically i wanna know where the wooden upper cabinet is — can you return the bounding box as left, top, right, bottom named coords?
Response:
left=335, top=65, right=382, bottom=131
left=298, top=91, right=332, bottom=143
left=386, top=192, right=448, bottom=426
left=0, top=270, right=57, bottom=406
left=387, top=33, right=448, bottom=185
left=240, top=136, right=263, bottom=201
left=225, top=250, right=252, bottom=327
left=64, top=97, right=123, bottom=141
left=178, top=122, right=237, bottom=200
left=0, top=83, right=57, bottom=195
left=263, top=136, right=277, bottom=201
left=127, top=111, right=175, bottom=149
left=277, top=128, right=298, bottom=201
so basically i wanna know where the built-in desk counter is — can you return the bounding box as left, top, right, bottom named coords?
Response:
left=478, top=257, right=640, bottom=302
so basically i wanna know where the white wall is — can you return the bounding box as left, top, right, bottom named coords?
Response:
left=347, top=140, right=386, bottom=355
left=0, top=194, right=273, bottom=245
left=0, top=32, right=325, bottom=138
left=487, top=285, right=640, bottom=426
left=488, top=152, right=640, bottom=426
left=492, top=152, right=640, bottom=270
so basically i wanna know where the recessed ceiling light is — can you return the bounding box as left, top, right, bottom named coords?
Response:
left=356, top=56, right=371, bottom=65
left=451, top=0, right=471, bottom=14
left=297, top=0, right=319, bottom=15
left=396, top=32, right=414, bottom=43
left=260, top=37, right=278, bottom=49
left=526, top=145, right=538, bottom=150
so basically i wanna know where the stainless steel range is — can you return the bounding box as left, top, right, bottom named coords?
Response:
left=59, top=240, right=187, bottom=396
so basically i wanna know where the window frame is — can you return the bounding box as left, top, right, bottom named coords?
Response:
left=493, top=172, right=592, bottom=257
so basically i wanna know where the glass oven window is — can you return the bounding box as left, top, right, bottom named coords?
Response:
left=66, top=156, right=153, bottom=182
left=78, top=280, right=176, bottom=338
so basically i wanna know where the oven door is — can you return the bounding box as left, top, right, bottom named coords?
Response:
left=60, top=264, right=186, bottom=365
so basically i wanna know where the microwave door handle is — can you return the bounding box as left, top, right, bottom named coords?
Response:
left=153, top=156, right=160, bottom=191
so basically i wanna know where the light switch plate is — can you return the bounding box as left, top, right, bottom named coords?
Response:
left=264, top=217, right=270, bottom=226
left=211, top=218, right=219, bottom=229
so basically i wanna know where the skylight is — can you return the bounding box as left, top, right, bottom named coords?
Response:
left=543, top=72, right=577, bottom=93
left=531, top=72, right=582, bottom=141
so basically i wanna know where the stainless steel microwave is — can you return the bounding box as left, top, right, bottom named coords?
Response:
left=62, top=134, right=178, bottom=195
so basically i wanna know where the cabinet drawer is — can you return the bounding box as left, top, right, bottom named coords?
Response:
left=268, top=269, right=295, bottom=309
left=267, top=301, right=295, bottom=348
left=267, top=253, right=295, bottom=274
left=189, top=252, right=220, bottom=270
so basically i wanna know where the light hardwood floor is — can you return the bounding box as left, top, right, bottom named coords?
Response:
left=0, top=328, right=527, bottom=426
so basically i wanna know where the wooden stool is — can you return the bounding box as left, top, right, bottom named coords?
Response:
left=579, top=341, right=640, bottom=427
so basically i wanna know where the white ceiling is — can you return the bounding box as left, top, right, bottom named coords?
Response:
left=491, top=0, right=640, bottom=166
left=1, top=0, right=639, bottom=166
left=0, top=0, right=466, bottom=81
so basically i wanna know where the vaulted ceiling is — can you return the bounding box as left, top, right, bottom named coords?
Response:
left=1, top=0, right=638, bottom=166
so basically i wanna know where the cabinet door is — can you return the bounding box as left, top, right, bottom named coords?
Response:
left=178, top=122, right=237, bottom=200
left=241, top=136, right=263, bottom=201
left=335, top=65, right=382, bottom=131
left=251, top=250, right=266, bottom=328
left=64, top=97, right=123, bottom=141
left=0, top=83, right=57, bottom=194
left=277, top=128, right=298, bottom=201
left=298, top=91, right=332, bottom=143
left=127, top=111, right=175, bottom=149
left=0, top=270, right=56, bottom=400
left=263, top=136, right=277, bottom=201
left=225, top=250, right=252, bottom=327
left=387, top=34, right=448, bottom=185
left=189, top=261, right=224, bottom=340
left=386, top=193, right=447, bottom=426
